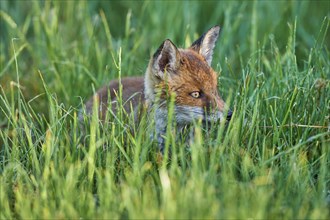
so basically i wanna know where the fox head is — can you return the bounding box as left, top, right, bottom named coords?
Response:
left=145, top=26, right=232, bottom=125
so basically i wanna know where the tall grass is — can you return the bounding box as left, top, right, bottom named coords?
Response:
left=1, top=0, right=329, bottom=219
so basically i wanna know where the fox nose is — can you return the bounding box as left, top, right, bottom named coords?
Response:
left=226, top=110, right=233, bottom=121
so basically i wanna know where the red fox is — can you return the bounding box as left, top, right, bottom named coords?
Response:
left=81, top=26, right=232, bottom=152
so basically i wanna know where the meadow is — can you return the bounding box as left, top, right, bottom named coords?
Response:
left=0, top=0, right=329, bottom=219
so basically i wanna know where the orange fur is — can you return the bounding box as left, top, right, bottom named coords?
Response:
left=83, top=77, right=145, bottom=121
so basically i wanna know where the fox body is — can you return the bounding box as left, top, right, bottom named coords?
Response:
left=82, top=26, right=231, bottom=152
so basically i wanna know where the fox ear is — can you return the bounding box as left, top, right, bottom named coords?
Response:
left=190, top=26, right=220, bottom=66
left=152, top=39, right=180, bottom=78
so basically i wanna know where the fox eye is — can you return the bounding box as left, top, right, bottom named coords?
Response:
left=190, top=91, right=201, bottom=98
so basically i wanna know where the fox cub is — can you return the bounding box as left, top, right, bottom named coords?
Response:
left=82, top=26, right=232, bottom=152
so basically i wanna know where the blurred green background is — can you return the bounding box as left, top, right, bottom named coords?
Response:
left=1, top=0, right=329, bottom=118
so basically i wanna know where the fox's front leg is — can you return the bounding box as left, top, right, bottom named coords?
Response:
left=156, top=128, right=166, bottom=154
left=155, top=113, right=167, bottom=154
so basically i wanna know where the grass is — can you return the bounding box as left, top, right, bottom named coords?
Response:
left=1, top=0, right=329, bottom=219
